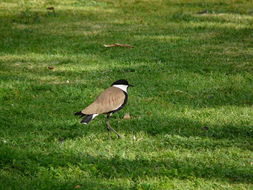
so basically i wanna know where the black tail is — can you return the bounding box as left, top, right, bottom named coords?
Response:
left=74, top=111, right=85, bottom=118
left=81, top=115, right=93, bottom=125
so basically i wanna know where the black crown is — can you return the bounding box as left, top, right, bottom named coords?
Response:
left=111, top=79, right=129, bottom=86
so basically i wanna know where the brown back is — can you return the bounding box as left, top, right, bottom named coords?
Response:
left=82, top=87, right=125, bottom=114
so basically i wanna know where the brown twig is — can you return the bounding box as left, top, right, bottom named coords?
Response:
left=104, top=43, right=134, bottom=48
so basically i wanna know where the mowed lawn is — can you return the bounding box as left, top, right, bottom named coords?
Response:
left=0, top=0, right=253, bottom=189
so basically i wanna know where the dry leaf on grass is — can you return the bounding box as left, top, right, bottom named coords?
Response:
left=104, top=43, right=134, bottom=48
left=48, top=66, right=54, bottom=70
left=47, top=7, right=56, bottom=15
left=196, top=10, right=209, bottom=14
left=123, top=113, right=131, bottom=119
left=201, top=126, right=209, bottom=130
left=74, top=185, right=81, bottom=188
left=47, top=7, right=55, bottom=10
left=147, top=111, right=152, bottom=116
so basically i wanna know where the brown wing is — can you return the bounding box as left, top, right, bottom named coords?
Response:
left=81, top=87, right=125, bottom=114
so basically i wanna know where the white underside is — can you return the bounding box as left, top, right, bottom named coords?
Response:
left=92, top=114, right=99, bottom=119
left=113, top=84, right=128, bottom=93
left=82, top=114, right=99, bottom=125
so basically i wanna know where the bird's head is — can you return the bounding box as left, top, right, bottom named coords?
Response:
left=111, top=79, right=134, bottom=92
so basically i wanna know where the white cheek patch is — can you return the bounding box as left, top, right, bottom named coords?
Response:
left=113, top=85, right=128, bottom=92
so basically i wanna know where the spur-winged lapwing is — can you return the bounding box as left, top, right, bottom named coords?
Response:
left=75, top=79, right=133, bottom=138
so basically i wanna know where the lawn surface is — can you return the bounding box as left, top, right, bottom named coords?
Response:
left=0, top=0, right=253, bottom=189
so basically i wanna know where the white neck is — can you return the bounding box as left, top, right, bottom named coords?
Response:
left=113, top=85, right=128, bottom=93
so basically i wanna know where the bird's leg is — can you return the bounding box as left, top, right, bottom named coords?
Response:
left=106, top=114, right=122, bottom=138
left=106, top=114, right=111, bottom=133
left=105, top=116, right=111, bottom=139
left=106, top=120, right=122, bottom=138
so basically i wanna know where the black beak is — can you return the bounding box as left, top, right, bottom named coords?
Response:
left=128, top=84, right=134, bottom=87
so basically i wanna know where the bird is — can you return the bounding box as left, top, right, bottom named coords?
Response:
left=74, top=79, right=133, bottom=138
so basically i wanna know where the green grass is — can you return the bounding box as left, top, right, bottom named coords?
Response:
left=0, top=0, right=253, bottom=189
